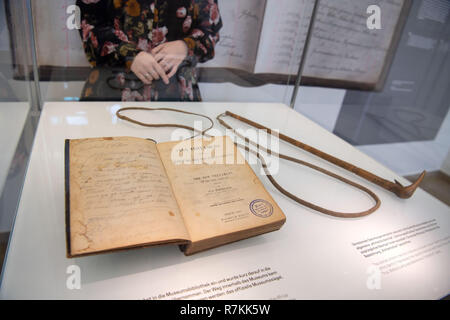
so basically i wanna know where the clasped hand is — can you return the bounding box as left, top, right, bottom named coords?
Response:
left=130, top=40, right=188, bottom=85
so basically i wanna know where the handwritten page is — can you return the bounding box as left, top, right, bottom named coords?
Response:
left=254, top=0, right=405, bottom=82
left=157, top=136, right=285, bottom=251
left=68, top=137, right=189, bottom=256
left=201, top=0, right=267, bottom=72
left=303, top=0, right=405, bottom=83
left=254, top=0, right=313, bottom=74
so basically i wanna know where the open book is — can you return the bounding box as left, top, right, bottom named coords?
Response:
left=65, top=135, right=286, bottom=257
left=202, top=0, right=409, bottom=89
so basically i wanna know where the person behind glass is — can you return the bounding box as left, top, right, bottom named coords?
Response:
left=77, top=0, right=222, bottom=101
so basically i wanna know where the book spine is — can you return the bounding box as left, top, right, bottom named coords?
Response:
left=64, top=139, right=72, bottom=258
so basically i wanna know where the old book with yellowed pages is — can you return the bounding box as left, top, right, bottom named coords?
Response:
left=64, top=135, right=286, bottom=257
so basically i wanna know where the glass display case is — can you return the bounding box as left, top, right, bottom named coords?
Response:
left=0, top=0, right=40, bottom=273
left=0, top=0, right=448, bottom=301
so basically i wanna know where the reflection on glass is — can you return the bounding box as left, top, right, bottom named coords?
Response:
left=0, top=0, right=38, bottom=274
left=76, top=0, right=222, bottom=102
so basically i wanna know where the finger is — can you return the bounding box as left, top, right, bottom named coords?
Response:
left=144, top=71, right=155, bottom=83
left=144, top=66, right=159, bottom=80
left=160, top=57, right=173, bottom=72
left=142, top=72, right=154, bottom=84
left=154, top=52, right=165, bottom=63
left=136, top=71, right=151, bottom=84
left=167, top=65, right=178, bottom=78
left=167, top=61, right=181, bottom=78
left=153, top=61, right=169, bottom=84
left=151, top=44, right=165, bottom=55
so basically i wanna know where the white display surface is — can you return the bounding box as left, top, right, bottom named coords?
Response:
left=0, top=101, right=448, bottom=299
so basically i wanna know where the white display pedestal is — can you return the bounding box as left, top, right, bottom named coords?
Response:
left=1, top=102, right=448, bottom=299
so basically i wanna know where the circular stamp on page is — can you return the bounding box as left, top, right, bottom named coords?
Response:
left=250, top=199, right=273, bottom=218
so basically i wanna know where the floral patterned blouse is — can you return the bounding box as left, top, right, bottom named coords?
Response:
left=77, top=0, right=222, bottom=101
